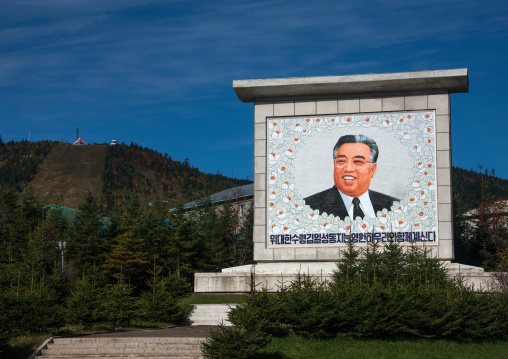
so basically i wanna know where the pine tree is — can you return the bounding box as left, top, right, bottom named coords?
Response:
left=103, top=227, right=149, bottom=287
left=165, top=207, right=198, bottom=280
left=195, top=199, right=229, bottom=271
left=68, top=191, right=110, bottom=271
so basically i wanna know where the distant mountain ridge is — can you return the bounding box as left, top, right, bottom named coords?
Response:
left=0, top=139, right=506, bottom=209
left=0, top=139, right=250, bottom=209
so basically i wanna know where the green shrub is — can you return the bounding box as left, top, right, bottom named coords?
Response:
left=228, top=288, right=289, bottom=337
left=65, top=271, right=107, bottom=328
left=201, top=323, right=270, bottom=359
left=228, top=239, right=508, bottom=342
left=0, top=315, right=9, bottom=359
left=102, top=281, right=138, bottom=327
left=0, top=275, right=65, bottom=336
left=137, top=289, right=186, bottom=324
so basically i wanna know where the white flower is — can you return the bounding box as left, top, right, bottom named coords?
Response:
left=417, top=188, right=428, bottom=200
left=361, top=116, right=373, bottom=127
left=319, top=218, right=333, bottom=232
left=341, top=116, right=355, bottom=126
left=415, top=208, right=429, bottom=221
left=407, top=194, right=419, bottom=207
left=376, top=224, right=389, bottom=232
left=382, top=117, right=394, bottom=128
left=272, top=130, right=283, bottom=140
left=426, top=180, right=436, bottom=191
left=271, top=224, right=290, bottom=234
left=268, top=121, right=278, bottom=130
left=278, top=165, right=290, bottom=174
left=412, top=222, right=423, bottom=231
left=402, top=131, right=412, bottom=140
left=289, top=199, right=304, bottom=212
left=284, top=148, right=295, bottom=157
left=337, top=217, right=353, bottom=233
left=392, top=203, right=407, bottom=214
left=423, top=113, right=433, bottom=121
left=410, top=143, right=422, bottom=153
left=355, top=217, right=374, bottom=233
left=377, top=209, right=390, bottom=224
left=326, top=117, right=337, bottom=127
left=268, top=172, right=278, bottom=185
left=268, top=151, right=280, bottom=163
left=423, top=126, right=434, bottom=137
left=282, top=191, right=295, bottom=204
left=276, top=207, right=287, bottom=219
left=392, top=219, right=410, bottom=231
left=281, top=180, right=295, bottom=190
left=308, top=209, right=320, bottom=221
left=412, top=179, right=421, bottom=188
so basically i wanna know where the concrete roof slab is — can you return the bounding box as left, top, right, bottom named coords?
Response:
left=233, top=69, right=468, bottom=103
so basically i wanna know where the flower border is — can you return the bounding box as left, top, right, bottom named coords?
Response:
left=266, top=110, right=438, bottom=246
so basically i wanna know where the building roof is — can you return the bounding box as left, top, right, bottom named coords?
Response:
left=183, top=183, right=254, bottom=210
left=73, top=137, right=88, bottom=145
left=233, top=68, right=469, bottom=103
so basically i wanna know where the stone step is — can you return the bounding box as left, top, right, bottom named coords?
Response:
left=445, top=262, right=485, bottom=274
left=185, top=304, right=237, bottom=326
left=37, top=337, right=205, bottom=359
left=42, top=348, right=202, bottom=355
left=189, top=310, right=231, bottom=316
left=53, top=337, right=204, bottom=344
left=186, top=320, right=232, bottom=326
left=51, top=338, right=203, bottom=346
left=39, top=356, right=203, bottom=359
left=48, top=343, right=201, bottom=349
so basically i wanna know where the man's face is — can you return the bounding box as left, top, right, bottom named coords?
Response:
left=333, top=143, right=377, bottom=198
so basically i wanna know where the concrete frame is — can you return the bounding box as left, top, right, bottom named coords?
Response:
left=234, top=69, right=469, bottom=263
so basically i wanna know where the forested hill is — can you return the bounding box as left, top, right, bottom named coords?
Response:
left=0, top=138, right=250, bottom=209
left=452, top=166, right=508, bottom=210
left=101, top=143, right=250, bottom=209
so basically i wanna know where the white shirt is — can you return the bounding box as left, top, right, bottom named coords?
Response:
left=338, top=190, right=376, bottom=219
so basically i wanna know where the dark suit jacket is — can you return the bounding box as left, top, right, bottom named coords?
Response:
left=304, top=186, right=400, bottom=219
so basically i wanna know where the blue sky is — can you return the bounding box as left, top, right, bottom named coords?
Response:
left=1, top=0, right=507, bottom=180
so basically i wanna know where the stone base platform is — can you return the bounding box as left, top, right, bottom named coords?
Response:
left=194, top=262, right=503, bottom=293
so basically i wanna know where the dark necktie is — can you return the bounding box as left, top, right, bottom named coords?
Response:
left=352, top=197, right=365, bottom=219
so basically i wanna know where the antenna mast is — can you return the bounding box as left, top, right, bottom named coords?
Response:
left=76, top=127, right=79, bottom=140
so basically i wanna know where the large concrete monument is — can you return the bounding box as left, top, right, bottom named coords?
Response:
left=195, top=69, right=494, bottom=292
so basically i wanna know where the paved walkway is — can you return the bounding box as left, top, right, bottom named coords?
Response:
left=82, top=326, right=215, bottom=338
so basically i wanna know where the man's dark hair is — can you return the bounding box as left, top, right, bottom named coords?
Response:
left=333, top=134, right=379, bottom=163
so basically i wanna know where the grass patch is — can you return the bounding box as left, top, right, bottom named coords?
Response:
left=255, top=336, right=508, bottom=359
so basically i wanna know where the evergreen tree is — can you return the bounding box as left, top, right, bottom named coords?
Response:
left=196, top=199, right=229, bottom=271
left=103, top=226, right=149, bottom=288
left=102, top=275, right=137, bottom=327
left=65, top=269, right=107, bottom=328
left=68, top=191, right=110, bottom=271
left=136, top=260, right=188, bottom=324
left=0, top=187, right=18, bottom=248
left=165, top=207, right=198, bottom=280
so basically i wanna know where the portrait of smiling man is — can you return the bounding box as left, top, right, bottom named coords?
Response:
left=304, top=134, right=400, bottom=220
